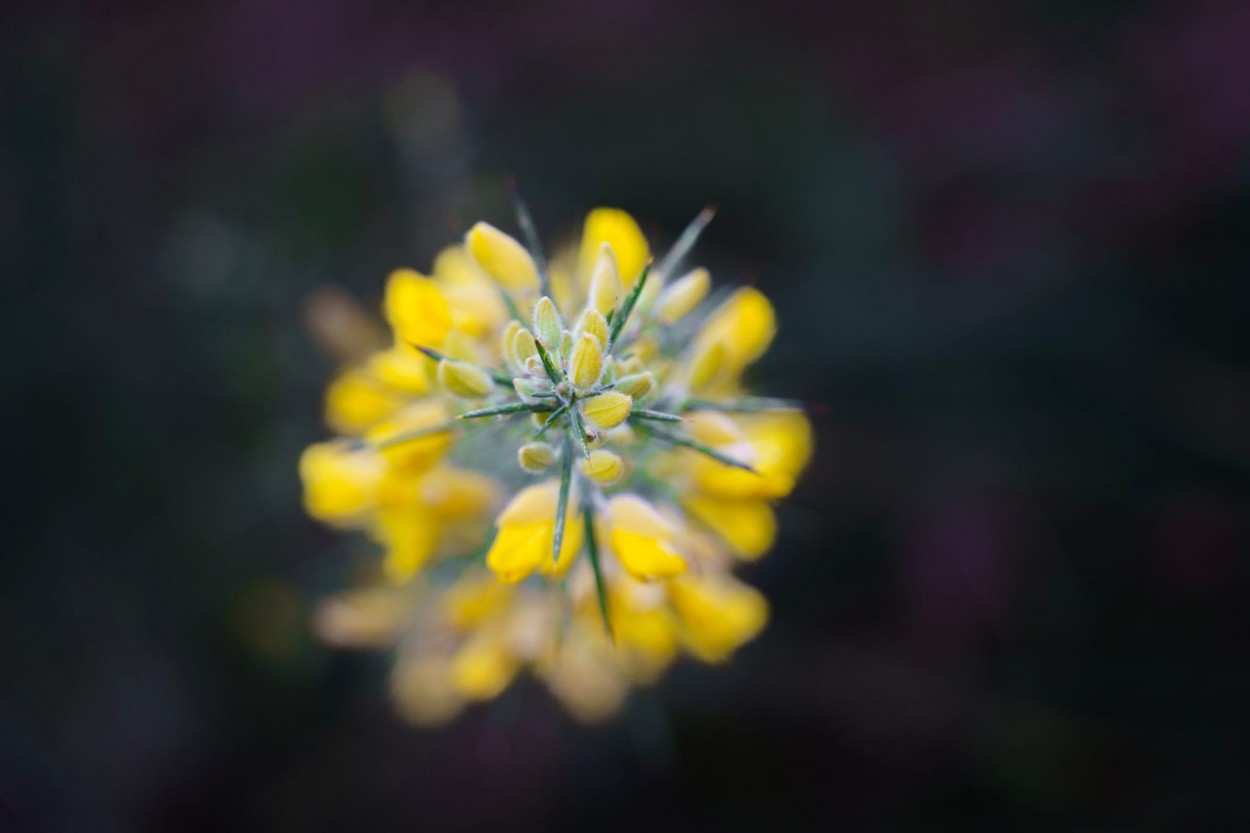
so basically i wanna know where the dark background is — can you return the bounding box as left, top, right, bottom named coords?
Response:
left=4, top=1, right=1250, bottom=830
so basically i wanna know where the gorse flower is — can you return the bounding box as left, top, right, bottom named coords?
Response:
left=301, top=201, right=812, bottom=724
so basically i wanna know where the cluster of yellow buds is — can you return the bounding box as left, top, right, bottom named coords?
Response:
left=299, top=202, right=812, bottom=724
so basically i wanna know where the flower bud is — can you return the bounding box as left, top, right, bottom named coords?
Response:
left=501, top=320, right=523, bottom=373
left=532, top=296, right=562, bottom=347
left=581, top=449, right=624, bottom=485
left=569, top=332, right=605, bottom=393
left=513, top=377, right=548, bottom=403
left=688, top=340, right=725, bottom=390
left=437, top=359, right=493, bottom=399
left=511, top=327, right=538, bottom=366
left=518, top=442, right=557, bottom=473
left=614, top=371, right=655, bottom=401
left=655, top=267, right=710, bottom=324
left=581, top=391, right=632, bottom=430
left=466, top=222, right=540, bottom=292
left=586, top=243, right=622, bottom=317
left=574, top=308, right=610, bottom=349
left=385, top=269, right=453, bottom=346
left=524, top=355, right=545, bottom=377
left=559, top=330, right=575, bottom=365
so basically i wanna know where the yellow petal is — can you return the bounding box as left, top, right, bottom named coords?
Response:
left=581, top=391, right=632, bottom=430
left=366, top=344, right=433, bottom=395
left=378, top=505, right=440, bottom=581
left=691, top=412, right=813, bottom=500
left=496, top=481, right=559, bottom=525
left=443, top=572, right=513, bottom=630
left=695, top=287, right=776, bottom=372
left=466, top=222, right=540, bottom=292
left=485, top=522, right=550, bottom=583
left=611, top=530, right=687, bottom=581
left=655, top=267, right=710, bottom=324
left=609, top=493, right=672, bottom=538
left=577, top=208, right=649, bottom=289
left=682, top=496, right=777, bottom=560
left=299, top=443, right=383, bottom=524
left=417, top=466, right=500, bottom=517
left=384, top=269, right=453, bottom=347
left=435, top=246, right=509, bottom=336
left=450, top=632, right=518, bottom=700
left=669, top=575, right=768, bottom=663
left=324, top=370, right=405, bottom=436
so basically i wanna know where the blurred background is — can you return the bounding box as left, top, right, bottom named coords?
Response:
left=4, top=0, right=1250, bottom=830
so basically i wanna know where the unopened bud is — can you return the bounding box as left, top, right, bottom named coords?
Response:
left=582, top=449, right=624, bottom=485
left=574, top=308, right=610, bottom=349
left=518, top=442, right=557, bottom=472
left=655, top=267, right=710, bottom=324
left=581, top=391, right=632, bottom=430
left=437, top=359, right=493, bottom=399
left=688, top=339, right=725, bottom=390
left=466, top=222, right=540, bottom=293
left=587, top=243, right=622, bottom=317
left=501, top=320, right=523, bottom=373
left=569, top=332, right=605, bottom=392
left=532, top=296, right=562, bottom=347
left=614, top=371, right=655, bottom=401
left=513, top=377, right=548, bottom=403
left=511, top=328, right=538, bottom=365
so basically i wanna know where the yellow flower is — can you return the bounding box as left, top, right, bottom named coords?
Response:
left=689, top=411, right=813, bottom=500
left=301, top=204, right=810, bottom=727
left=486, top=482, right=585, bottom=583
left=299, top=443, right=383, bottom=525
left=669, top=574, right=768, bottom=663
left=384, top=268, right=452, bottom=347
left=689, top=287, right=776, bottom=392
left=324, top=370, right=406, bottom=436
left=362, top=400, right=455, bottom=471
left=466, top=222, right=540, bottom=293
left=577, top=208, right=650, bottom=288
left=608, top=494, right=687, bottom=581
